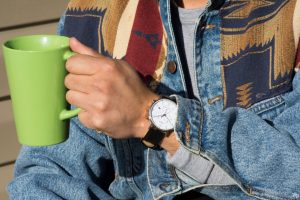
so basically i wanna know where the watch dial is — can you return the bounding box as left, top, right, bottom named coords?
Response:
left=150, top=99, right=177, bottom=131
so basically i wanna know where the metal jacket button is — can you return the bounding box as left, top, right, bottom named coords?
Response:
left=167, top=61, right=177, bottom=74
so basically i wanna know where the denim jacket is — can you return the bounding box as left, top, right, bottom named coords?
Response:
left=8, top=0, right=300, bottom=200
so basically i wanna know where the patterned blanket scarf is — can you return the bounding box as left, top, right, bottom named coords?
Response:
left=63, top=0, right=300, bottom=108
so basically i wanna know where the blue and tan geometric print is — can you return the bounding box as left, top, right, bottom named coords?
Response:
left=236, top=82, right=253, bottom=108
left=65, top=0, right=130, bottom=57
left=63, top=3, right=109, bottom=56
left=221, top=0, right=297, bottom=108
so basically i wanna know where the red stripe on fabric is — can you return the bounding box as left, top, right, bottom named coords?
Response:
left=296, top=40, right=300, bottom=69
left=125, top=0, right=163, bottom=79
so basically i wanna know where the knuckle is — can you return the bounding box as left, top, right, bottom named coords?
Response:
left=94, top=101, right=105, bottom=112
left=94, top=99, right=108, bottom=112
left=103, top=59, right=117, bottom=73
left=91, top=116, right=104, bottom=129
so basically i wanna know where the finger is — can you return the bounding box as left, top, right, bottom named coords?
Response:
left=66, top=90, right=91, bottom=111
left=65, top=74, right=92, bottom=93
left=78, top=110, right=95, bottom=129
left=66, top=54, right=102, bottom=75
left=69, top=37, right=101, bottom=58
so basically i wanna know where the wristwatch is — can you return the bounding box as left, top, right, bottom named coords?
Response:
left=141, top=97, right=178, bottom=148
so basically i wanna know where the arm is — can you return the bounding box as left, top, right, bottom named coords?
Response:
left=8, top=118, right=115, bottom=200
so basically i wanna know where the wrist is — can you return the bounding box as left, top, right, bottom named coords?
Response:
left=160, top=132, right=180, bottom=155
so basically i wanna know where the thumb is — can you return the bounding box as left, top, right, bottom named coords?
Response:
left=69, top=37, right=100, bottom=57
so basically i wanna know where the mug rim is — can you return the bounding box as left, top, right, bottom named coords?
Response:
left=2, top=34, right=70, bottom=53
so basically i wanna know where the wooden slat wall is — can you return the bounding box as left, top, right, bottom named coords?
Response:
left=0, top=165, right=14, bottom=198
left=0, top=1, right=69, bottom=199
left=0, top=0, right=68, bottom=29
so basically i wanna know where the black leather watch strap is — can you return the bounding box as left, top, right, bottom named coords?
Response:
left=141, top=126, right=166, bottom=149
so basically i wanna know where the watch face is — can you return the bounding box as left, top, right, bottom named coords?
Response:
left=149, top=98, right=177, bottom=131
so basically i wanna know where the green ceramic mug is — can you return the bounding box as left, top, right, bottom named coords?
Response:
left=2, top=35, right=80, bottom=146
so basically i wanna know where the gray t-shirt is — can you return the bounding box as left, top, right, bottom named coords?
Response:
left=167, top=6, right=234, bottom=185
left=178, top=6, right=203, bottom=100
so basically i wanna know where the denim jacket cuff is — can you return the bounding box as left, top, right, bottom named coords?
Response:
left=170, top=94, right=203, bottom=153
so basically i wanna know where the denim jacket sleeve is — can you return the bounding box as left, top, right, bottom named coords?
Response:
left=169, top=70, right=300, bottom=196
left=171, top=66, right=300, bottom=152
left=7, top=118, right=116, bottom=200
left=170, top=95, right=203, bottom=153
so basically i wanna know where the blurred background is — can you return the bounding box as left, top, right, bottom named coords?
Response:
left=0, top=0, right=69, bottom=199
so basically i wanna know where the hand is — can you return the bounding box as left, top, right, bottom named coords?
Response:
left=65, top=38, right=159, bottom=139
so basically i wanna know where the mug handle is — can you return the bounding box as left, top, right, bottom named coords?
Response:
left=59, top=50, right=81, bottom=121
left=60, top=108, right=81, bottom=120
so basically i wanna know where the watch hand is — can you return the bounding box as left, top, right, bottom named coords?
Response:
left=164, top=110, right=170, bottom=115
left=152, top=114, right=164, bottom=118
left=165, top=116, right=173, bottom=126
